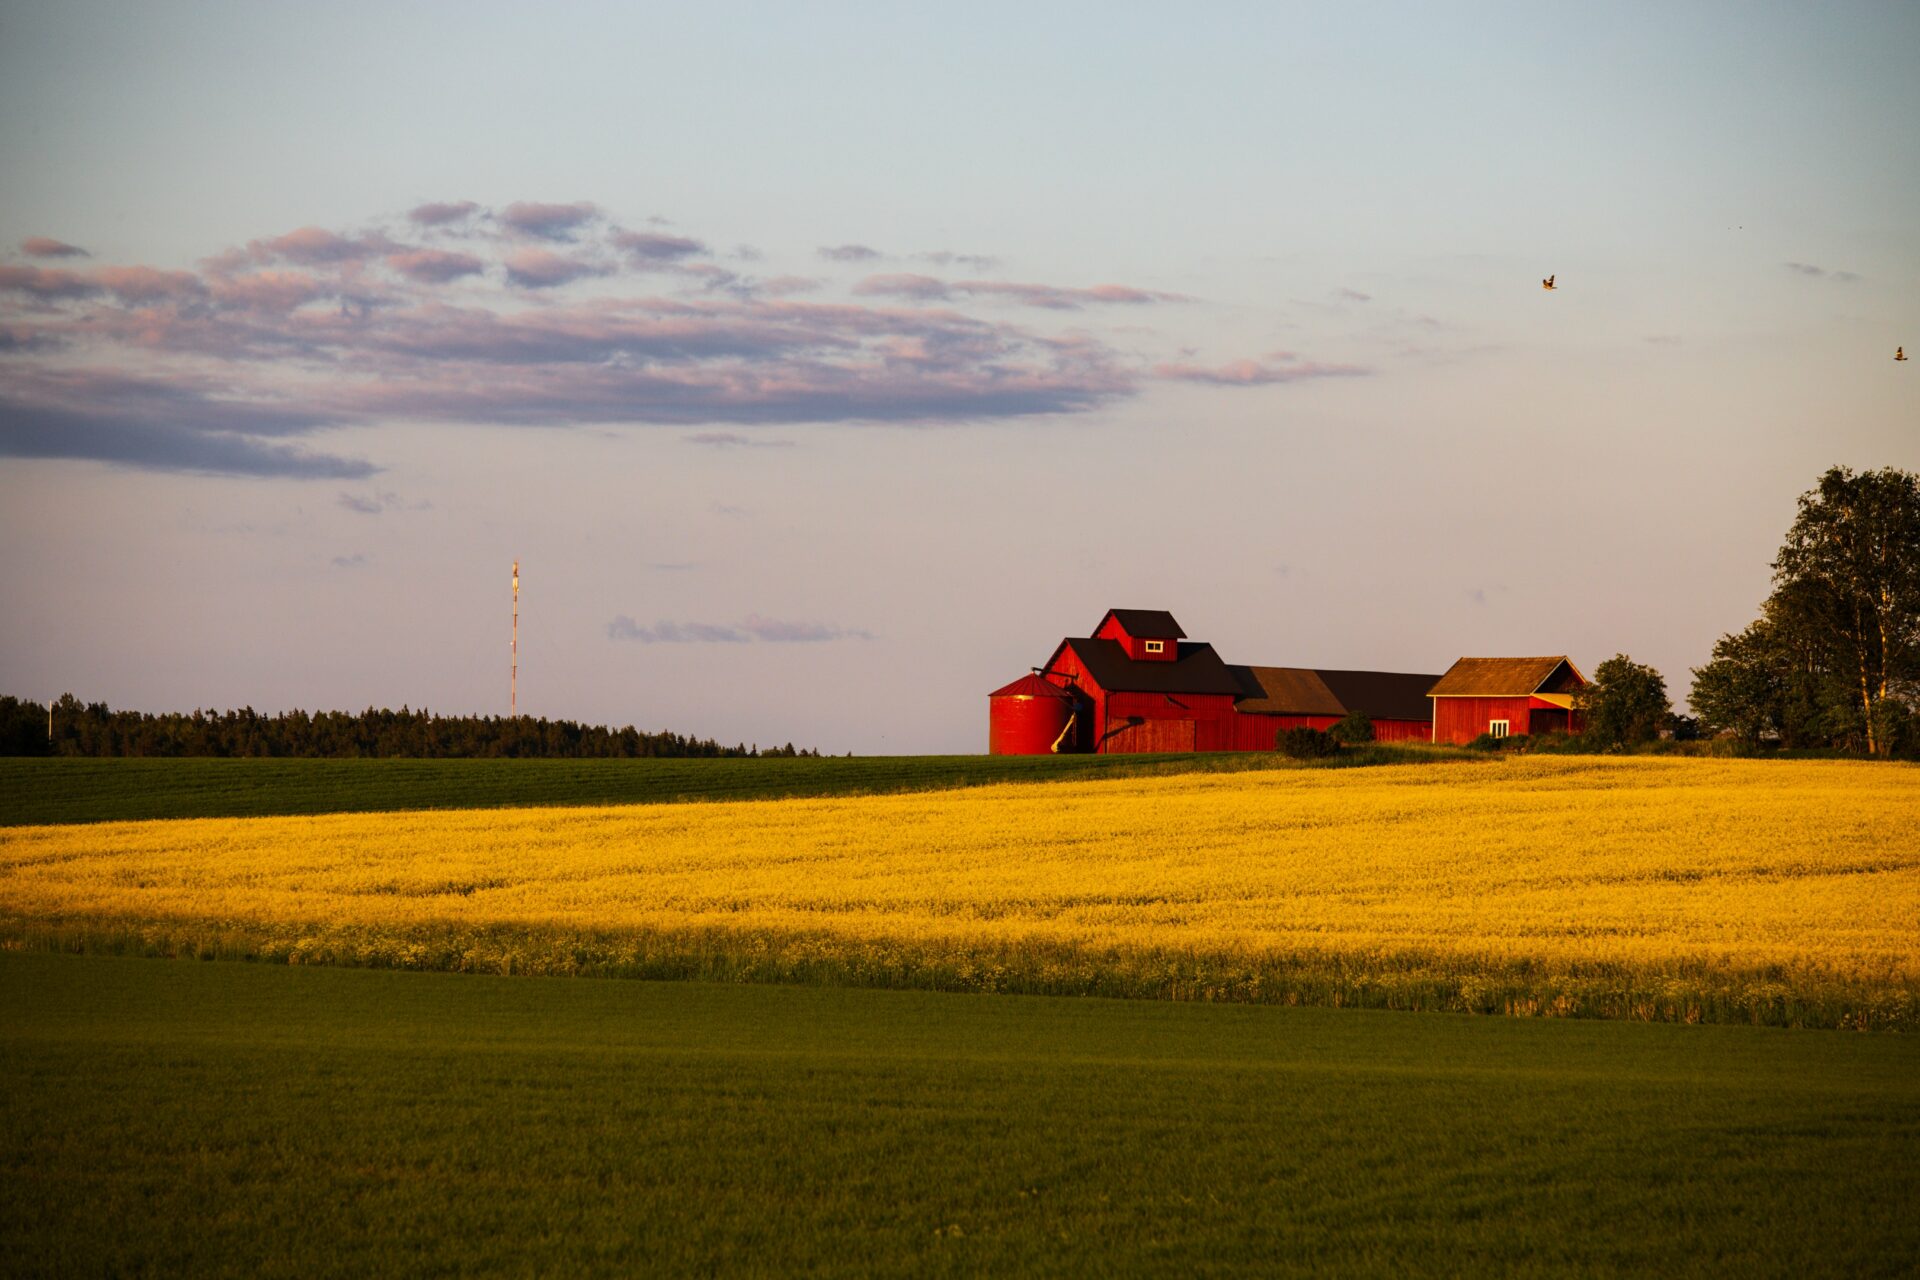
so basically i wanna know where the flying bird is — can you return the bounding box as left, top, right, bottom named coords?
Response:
left=1541, top=275, right=1556, bottom=290
left=1899, top=347, right=1909, bottom=362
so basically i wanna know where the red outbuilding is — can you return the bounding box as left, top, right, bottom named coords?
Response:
left=1426, top=656, right=1589, bottom=743
left=988, top=609, right=1439, bottom=754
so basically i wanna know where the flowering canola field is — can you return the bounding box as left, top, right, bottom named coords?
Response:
left=4, top=756, right=1915, bottom=1027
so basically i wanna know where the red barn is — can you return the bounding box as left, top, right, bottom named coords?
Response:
left=1427, top=656, right=1588, bottom=743
left=989, top=609, right=1438, bottom=754
left=1037, top=609, right=1245, bottom=753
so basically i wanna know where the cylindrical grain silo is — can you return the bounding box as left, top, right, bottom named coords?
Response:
left=988, top=674, right=1079, bottom=755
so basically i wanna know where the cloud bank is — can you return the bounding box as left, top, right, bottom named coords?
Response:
left=1, top=202, right=1351, bottom=477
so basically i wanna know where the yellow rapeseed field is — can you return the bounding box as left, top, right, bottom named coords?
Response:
left=4, top=756, right=1916, bottom=1027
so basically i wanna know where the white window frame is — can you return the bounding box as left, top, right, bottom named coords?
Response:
left=1143, top=640, right=1165, bottom=654
left=1488, top=719, right=1510, bottom=739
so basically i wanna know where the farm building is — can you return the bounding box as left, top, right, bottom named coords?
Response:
left=1427, top=656, right=1588, bottom=743
left=988, top=609, right=1438, bottom=754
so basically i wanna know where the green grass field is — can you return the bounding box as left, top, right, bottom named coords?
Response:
left=3, top=953, right=1915, bottom=1277
left=0, top=746, right=1467, bottom=826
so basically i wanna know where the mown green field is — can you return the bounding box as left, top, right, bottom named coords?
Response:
left=0, top=746, right=1466, bottom=826
left=2, top=953, right=1914, bottom=1277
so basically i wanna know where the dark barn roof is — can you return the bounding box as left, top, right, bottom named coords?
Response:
left=1230, top=666, right=1345, bottom=716
left=1056, top=637, right=1242, bottom=695
left=1098, top=609, right=1186, bottom=640
left=1230, top=666, right=1439, bottom=721
left=1316, top=669, right=1442, bottom=722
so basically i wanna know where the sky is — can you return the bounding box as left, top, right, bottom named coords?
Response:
left=1, top=1, right=1915, bottom=753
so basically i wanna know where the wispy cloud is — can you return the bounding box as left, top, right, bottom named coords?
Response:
left=818, top=244, right=881, bottom=262
left=1784, top=261, right=1860, bottom=282
left=614, top=230, right=707, bottom=263
left=916, top=250, right=999, bottom=272
left=853, top=274, right=1185, bottom=310
left=332, top=553, right=370, bottom=569
left=740, top=613, right=872, bottom=642
left=607, top=616, right=747, bottom=643
left=684, top=431, right=795, bottom=449
left=409, top=200, right=482, bottom=227
left=607, top=613, right=871, bottom=643
left=1153, top=353, right=1367, bottom=385
left=852, top=272, right=951, bottom=301
left=337, top=490, right=426, bottom=514
left=21, top=237, right=89, bottom=258
left=1332, top=287, right=1372, bottom=303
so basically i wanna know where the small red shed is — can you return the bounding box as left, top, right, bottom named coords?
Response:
left=1427, top=656, right=1588, bottom=744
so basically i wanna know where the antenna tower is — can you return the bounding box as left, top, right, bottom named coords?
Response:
left=511, top=560, right=520, bottom=719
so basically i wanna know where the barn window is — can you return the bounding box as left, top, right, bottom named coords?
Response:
left=1144, top=640, right=1164, bottom=654
left=1489, top=719, right=1510, bottom=739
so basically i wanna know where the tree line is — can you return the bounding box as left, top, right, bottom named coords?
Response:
left=0, top=696, right=822, bottom=759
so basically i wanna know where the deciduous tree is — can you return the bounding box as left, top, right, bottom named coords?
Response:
left=1577, top=656, right=1671, bottom=748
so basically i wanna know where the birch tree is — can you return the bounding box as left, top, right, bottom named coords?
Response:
left=1770, top=467, right=1920, bottom=755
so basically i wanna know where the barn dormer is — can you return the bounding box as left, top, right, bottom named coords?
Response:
left=1093, top=608, right=1185, bottom=663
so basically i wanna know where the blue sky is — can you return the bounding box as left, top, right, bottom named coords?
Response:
left=2, top=2, right=1914, bottom=750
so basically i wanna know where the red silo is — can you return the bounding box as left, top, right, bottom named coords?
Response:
left=988, top=674, right=1079, bottom=755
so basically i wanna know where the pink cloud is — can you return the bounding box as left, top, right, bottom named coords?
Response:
left=93, top=266, right=207, bottom=305
left=503, top=249, right=607, bottom=289
left=756, top=276, right=822, bottom=296
left=499, top=201, right=598, bottom=240
left=613, top=230, right=706, bottom=262
left=21, top=237, right=89, bottom=258
left=210, top=271, right=327, bottom=314
left=386, top=248, right=486, bottom=284
left=853, top=273, right=951, bottom=301
left=408, top=200, right=482, bottom=227
left=247, top=226, right=386, bottom=267
left=0, top=264, right=100, bottom=300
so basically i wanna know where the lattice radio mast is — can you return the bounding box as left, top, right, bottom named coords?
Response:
left=511, top=560, right=520, bottom=719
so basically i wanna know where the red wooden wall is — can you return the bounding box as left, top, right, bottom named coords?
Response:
left=1098, top=692, right=1236, bottom=753
left=1432, top=696, right=1532, bottom=743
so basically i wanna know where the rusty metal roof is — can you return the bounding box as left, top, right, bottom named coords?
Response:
left=1096, top=609, right=1186, bottom=640
left=1427, top=656, right=1586, bottom=697
left=1057, top=637, right=1241, bottom=695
